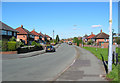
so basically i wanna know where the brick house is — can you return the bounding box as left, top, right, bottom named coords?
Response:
left=15, top=25, right=35, bottom=45
left=0, top=21, right=19, bottom=40
left=82, top=34, right=88, bottom=43
left=92, top=29, right=109, bottom=48
left=39, top=32, right=45, bottom=41
left=86, top=32, right=96, bottom=42
left=30, top=29, right=40, bottom=41
left=44, top=34, right=52, bottom=41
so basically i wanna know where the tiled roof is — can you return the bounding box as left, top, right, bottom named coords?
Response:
left=39, top=32, right=44, bottom=37
left=93, top=32, right=109, bottom=39
left=0, top=21, right=18, bottom=32
left=87, top=34, right=95, bottom=39
left=16, top=25, right=34, bottom=35
left=31, top=29, right=39, bottom=36
left=46, top=35, right=51, bottom=38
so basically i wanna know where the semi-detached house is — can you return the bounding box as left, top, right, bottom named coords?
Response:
left=15, top=25, right=34, bottom=45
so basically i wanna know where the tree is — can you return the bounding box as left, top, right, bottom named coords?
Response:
left=115, top=37, right=120, bottom=44
left=56, top=35, right=60, bottom=43
left=73, top=37, right=78, bottom=43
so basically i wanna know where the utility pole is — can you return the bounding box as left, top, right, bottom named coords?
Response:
left=108, top=0, right=113, bottom=73
left=53, top=30, right=54, bottom=44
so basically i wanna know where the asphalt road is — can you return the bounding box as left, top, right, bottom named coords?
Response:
left=2, top=43, right=76, bottom=81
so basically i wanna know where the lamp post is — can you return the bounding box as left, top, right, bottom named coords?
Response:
left=108, top=0, right=113, bottom=73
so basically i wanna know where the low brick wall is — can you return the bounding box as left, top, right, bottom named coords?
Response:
left=0, top=51, right=17, bottom=54
left=83, top=45, right=101, bottom=48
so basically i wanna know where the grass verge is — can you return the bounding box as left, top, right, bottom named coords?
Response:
left=83, top=47, right=119, bottom=82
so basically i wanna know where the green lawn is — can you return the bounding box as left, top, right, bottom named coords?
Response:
left=83, top=47, right=119, bottom=81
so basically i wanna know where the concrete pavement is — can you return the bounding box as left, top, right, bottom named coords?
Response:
left=2, top=43, right=76, bottom=81
left=56, top=45, right=107, bottom=81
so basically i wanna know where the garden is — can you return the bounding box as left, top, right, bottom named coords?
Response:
left=0, top=37, right=43, bottom=54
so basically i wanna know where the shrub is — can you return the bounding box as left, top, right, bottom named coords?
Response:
left=7, top=41, right=16, bottom=51
left=1, top=39, right=8, bottom=51
left=87, top=39, right=94, bottom=45
left=31, top=41, right=37, bottom=46
left=9, top=36, right=16, bottom=41
left=16, top=41, right=24, bottom=48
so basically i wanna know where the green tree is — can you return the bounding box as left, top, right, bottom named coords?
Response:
left=73, top=37, right=78, bottom=43
left=115, top=37, right=120, bottom=44
left=56, top=35, right=60, bottom=43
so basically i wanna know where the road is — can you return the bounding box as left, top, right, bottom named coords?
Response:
left=2, top=43, right=76, bottom=81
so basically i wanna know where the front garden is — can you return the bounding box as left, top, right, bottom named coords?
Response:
left=0, top=37, right=43, bottom=54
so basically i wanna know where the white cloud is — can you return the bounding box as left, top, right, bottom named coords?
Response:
left=72, top=28, right=80, bottom=30
left=91, top=25, right=102, bottom=28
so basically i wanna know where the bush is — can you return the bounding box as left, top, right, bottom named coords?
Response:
left=7, top=41, right=16, bottom=51
left=1, top=39, right=8, bottom=51
left=9, top=36, right=16, bottom=41
left=31, top=41, right=37, bottom=46
left=16, top=41, right=24, bottom=48
left=87, top=39, right=94, bottom=45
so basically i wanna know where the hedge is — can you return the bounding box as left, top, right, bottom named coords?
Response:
left=7, top=41, right=16, bottom=51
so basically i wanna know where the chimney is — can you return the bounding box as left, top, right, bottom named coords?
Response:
left=100, top=29, right=102, bottom=33
left=33, top=29, right=35, bottom=31
left=21, top=25, right=23, bottom=28
left=91, top=32, right=93, bottom=35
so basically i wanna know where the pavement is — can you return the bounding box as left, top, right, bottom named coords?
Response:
left=56, top=45, right=108, bottom=81
left=2, top=44, right=60, bottom=60
left=2, top=43, right=76, bottom=81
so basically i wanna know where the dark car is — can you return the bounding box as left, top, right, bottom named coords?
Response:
left=46, top=45, right=56, bottom=52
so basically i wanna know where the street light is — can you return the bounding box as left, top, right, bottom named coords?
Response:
left=108, top=0, right=113, bottom=73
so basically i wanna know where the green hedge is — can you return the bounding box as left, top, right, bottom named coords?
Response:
left=1, top=39, right=8, bottom=51
left=7, top=41, right=16, bottom=51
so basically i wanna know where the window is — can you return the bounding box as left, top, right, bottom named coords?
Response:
left=30, top=35, right=34, bottom=38
left=2, top=30, right=7, bottom=35
left=8, top=31, right=12, bottom=36
left=14, top=32, right=16, bottom=36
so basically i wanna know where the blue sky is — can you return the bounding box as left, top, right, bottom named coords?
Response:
left=2, top=2, right=118, bottom=39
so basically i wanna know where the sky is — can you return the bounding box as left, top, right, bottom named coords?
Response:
left=2, top=2, right=118, bottom=39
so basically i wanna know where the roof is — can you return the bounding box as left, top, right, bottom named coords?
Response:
left=87, top=34, right=95, bottom=39
left=0, top=21, right=19, bottom=32
left=31, top=29, right=39, bottom=36
left=39, top=32, right=44, bottom=37
left=16, top=25, right=34, bottom=35
left=93, top=32, right=109, bottom=39
left=45, top=35, right=51, bottom=38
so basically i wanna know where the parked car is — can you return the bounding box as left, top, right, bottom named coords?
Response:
left=46, top=45, right=56, bottom=52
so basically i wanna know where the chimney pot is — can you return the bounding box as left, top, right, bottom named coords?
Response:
left=101, top=29, right=102, bottom=33
left=21, top=25, right=23, bottom=28
left=91, top=32, right=93, bottom=35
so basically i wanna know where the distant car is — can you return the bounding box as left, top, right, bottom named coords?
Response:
left=46, top=45, right=56, bottom=52
left=68, top=42, right=72, bottom=45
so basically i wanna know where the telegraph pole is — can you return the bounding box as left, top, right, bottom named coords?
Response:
left=53, top=30, right=54, bottom=44
left=108, top=0, right=113, bottom=73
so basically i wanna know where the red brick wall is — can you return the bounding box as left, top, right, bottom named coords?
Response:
left=34, top=36, right=39, bottom=40
left=17, top=35, right=27, bottom=44
left=101, top=42, right=109, bottom=48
